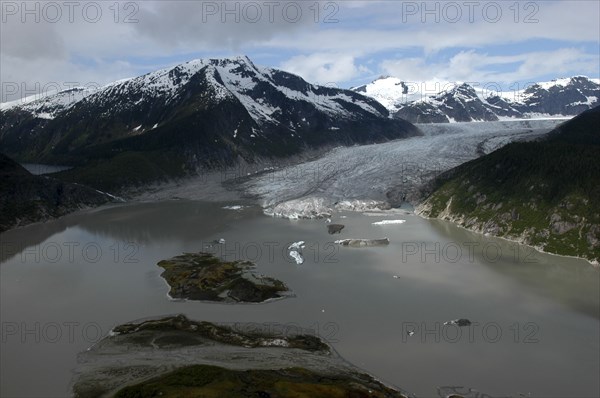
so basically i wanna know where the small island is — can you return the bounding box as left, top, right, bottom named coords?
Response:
left=158, top=252, right=290, bottom=303
left=72, top=315, right=410, bottom=398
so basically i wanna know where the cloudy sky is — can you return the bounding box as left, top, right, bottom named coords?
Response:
left=1, top=0, right=599, bottom=101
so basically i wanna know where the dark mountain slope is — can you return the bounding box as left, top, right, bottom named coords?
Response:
left=1, top=57, right=419, bottom=191
left=417, top=106, right=600, bottom=262
left=0, top=154, right=113, bottom=232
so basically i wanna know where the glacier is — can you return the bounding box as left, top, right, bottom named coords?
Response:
left=241, top=118, right=569, bottom=219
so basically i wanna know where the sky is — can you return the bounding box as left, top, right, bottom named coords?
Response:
left=1, top=0, right=599, bottom=102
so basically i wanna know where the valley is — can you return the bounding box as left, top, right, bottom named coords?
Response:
left=1, top=36, right=598, bottom=398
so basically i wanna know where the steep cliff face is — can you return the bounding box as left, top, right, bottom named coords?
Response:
left=417, top=106, right=600, bottom=263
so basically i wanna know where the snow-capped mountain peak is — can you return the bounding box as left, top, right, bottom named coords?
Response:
left=353, top=75, right=600, bottom=123
left=1, top=56, right=418, bottom=169
left=2, top=56, right=387, bottom=126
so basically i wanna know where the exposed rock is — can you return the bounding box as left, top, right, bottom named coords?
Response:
left=327, top=224, right=345, bottom=234
left=444, top=319, right=472, bottom=327
left=587, top=226, right=600, bottom=248
left=511, top=209, right=520, bottom=221
left=551, top=220, right=577, bottom=235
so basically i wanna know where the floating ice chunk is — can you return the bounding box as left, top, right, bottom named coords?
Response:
left=372, top=219, right=406, bottom=225
left=289, top=250, right=304, bottom=265
left=288, top=241, right=306, bottom=250
left=335, top=238, right=390, bottom=247
left=288, top=241, right=305, bottom=264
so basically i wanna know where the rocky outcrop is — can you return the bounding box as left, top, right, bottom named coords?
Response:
left=327, top=224, right=345, bottom=234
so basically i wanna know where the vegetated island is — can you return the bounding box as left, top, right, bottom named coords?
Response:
left=72, top=314, right=410, bottom=398
left=158, top=252, right=290, bottom=303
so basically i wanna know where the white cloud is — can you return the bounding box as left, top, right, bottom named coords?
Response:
left=262, top=1, right=599, bottom=54
left=280, top=53, right=369, bottom=84
left=0, top=0, right=598, bottom=99
left=380, top=48, right=600, bottom=85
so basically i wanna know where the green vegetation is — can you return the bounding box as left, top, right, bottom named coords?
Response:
left=420, top=107, right=600, bottom=262
left=157, top=252, right=290, bottom=303
left=114, top=365, right=407, bottom=398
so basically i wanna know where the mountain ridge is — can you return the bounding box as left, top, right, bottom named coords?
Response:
left=353, top=75, right=600, bottom=123
left=0, top=56, right=419, bottom=191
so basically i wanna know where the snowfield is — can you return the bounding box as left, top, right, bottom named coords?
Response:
left=241, top=119, right=569, bottom=219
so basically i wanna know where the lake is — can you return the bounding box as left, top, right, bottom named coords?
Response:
left=1, top=200, right=598, bottom=397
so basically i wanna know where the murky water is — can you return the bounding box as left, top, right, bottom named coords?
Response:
left=1, top=201, right=598, bottom=397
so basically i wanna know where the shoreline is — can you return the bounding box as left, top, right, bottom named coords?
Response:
left=415, top=211, right=599, bottom=267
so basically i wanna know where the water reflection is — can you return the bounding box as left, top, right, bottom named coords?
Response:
left=427, top=219, right=600, bottom=319
left=1, top=203, right=598, bottom=397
